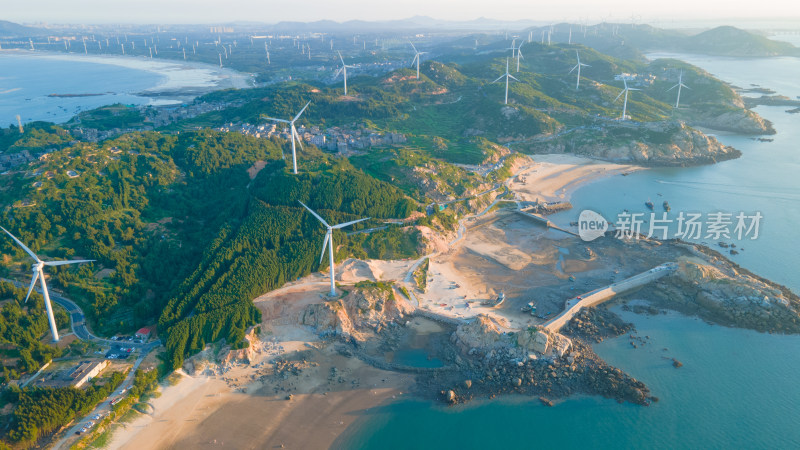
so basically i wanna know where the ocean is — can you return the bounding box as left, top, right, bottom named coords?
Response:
left=339, top=52, right=800, bottom=448
left=0, top=51, right=248, bottom=125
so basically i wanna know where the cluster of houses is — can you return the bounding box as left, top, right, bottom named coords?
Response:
left=613, top=72, right=658, bottom=86
left=215, top=121, right=407, bottom=153
left=0, top=149, right=36, bottom=172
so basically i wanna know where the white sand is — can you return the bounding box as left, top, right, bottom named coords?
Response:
left=508, top=154, right=642, bottom=203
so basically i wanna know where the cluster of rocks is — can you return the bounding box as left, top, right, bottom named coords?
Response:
left=301, top=284, right=415, bottom=341
left=425, top=340, right=653, bottom=407
left=562, top=307, right=634, bottom=343
left=645, top=253, right=800, bottom=333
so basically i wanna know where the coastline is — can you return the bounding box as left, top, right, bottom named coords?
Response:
left=0, top=49, right=252, bottom=105
left=508, top=154, right=644, bottom=204
left=104, top=156, right=642, bottom=449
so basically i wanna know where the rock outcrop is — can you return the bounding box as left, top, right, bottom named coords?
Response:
left=523, top=121, right=741, bottom=166
left=301, top=283, right=415, bottom=341
left=649, top=254, right=800, bottom=333
left=691, top=108, right=775, bottom=135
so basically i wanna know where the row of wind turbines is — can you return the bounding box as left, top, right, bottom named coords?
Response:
left=493, top=40, right=690, bottom=119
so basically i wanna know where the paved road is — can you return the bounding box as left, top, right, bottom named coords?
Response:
left=52, top=351, right=149, bottom=450
left=2, top=277, right=160, bottom=350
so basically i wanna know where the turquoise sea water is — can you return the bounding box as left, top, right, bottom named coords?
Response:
left=340, top=54, right=800, bottom=448
left=0, top=53, right=167, bottom=125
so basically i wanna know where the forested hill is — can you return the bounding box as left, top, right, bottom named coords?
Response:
left=0, top=127, right=418, bottom=371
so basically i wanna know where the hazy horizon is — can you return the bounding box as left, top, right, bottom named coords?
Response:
left=5, top=0, right=800, bottom=27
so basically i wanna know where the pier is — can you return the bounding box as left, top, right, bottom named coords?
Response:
left=514, top=209, right=579, bottom=237
left=544, top=262, right=678, bottom=332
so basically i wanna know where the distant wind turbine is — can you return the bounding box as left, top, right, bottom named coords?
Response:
left=614, top=77, right=640, bottom=120
left=264, top=101, right=310, bottom=175
left=568, top=51, right=591, bottom=90
left=299, top=202, right=369, bottom=297
left=335, top=51, right=355, bottom=95
left=515, top=42, right=524, bottom=72
left=507, top=38, right=517, bottom=58
left=667, top=70, right=690, bottom=108
left=492, top=58, right=519, bottom=105
left=409, top=42, right=427, bottom=79
left=1, top=227, right=93, bottom=342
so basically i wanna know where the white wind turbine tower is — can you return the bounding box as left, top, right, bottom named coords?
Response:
left=568, top=26, right=573, bottom=44
left=506, top=38, right=516, bottom=58
left=568, top=51, right=590, bottom=89
left=218, top=53, right=222, bottom=68
left=492, top=58, right=519, bottom=105
left=667, top=70, right=690, bottom=108
left=515, top=42, right=524, bottom=72
left=299, top=202, right=369, bottom=297
left=335, top=51, right=355, bottom=95
left=264, top=101, right=310, bottom=175
left=409, top=42, right=427, bottom=79
left=614, top=77, right=640, bottom=120
left=1, top=227, right=93, bottom=342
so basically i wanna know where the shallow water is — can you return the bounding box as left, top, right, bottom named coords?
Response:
left=0, top=52, right=249, bottom=125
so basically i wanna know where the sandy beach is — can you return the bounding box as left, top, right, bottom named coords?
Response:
left=1, top=49, right=252, bottom=96
left=508, top=154, right=642, bottom=203
left=106, top=154, right=643, bottom=449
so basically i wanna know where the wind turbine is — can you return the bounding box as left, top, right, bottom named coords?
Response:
left=335, top=51, right=355, bottom=95
left=515, top=42, right=524, bottom=72
left=568, top=51, right=590, bottom=90
left=264, top=101, right=310, bottom=175
left=409, top=42, right=427, bottom=79
left=299, top=202, right=369, bottom=297
left=667, top=70, right=690, bottom=108
left=614, top=78, right=640, bottom=120
left=506, top=38, right=516, bottom=58
left=1, top=227, right=93, bottom=342
left=492, top=58, right=519, bottom=105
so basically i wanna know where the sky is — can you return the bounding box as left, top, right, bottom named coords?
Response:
left=5, top=0, right=800, bottom=25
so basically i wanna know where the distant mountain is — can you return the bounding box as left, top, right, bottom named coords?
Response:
left=0, top=20, right=44, bottom=37
left=686, top=26, right=798, bottom=56
left=268, top=16, right=544, bottom=33
left=572, top=24, right=799, bottom=58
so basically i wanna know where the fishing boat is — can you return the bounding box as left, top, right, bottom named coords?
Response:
left=645, top=199, right=654, bottom=210
left=663, top=201, right=671, bottom=212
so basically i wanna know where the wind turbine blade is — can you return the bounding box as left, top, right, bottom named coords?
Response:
left=293, top=101, right=311, bottom=122
left=681, top=84, right=690, bottom=89
left=568, top=64, right=578, bottom=74
left=267, top=117, right=291, bottom=123
left=409, top=42, right=417, bottom=53
left=24, top=271, right=40, bottom=303
left=294, top=131, right=305, bottom=152
left=320, top=232, right=330, bottom=264
left=332, top=217, right=370, bottom=229
left=1, top=226, right=39, bottom=262
left=298, top=201, right=330, bottom=228
left=410, top=54, right=418, bottom=68
left=44, top=259, right=94, bottom=266
left=628, top=88, right=641, bottom=91
left=666, top=84, right=678, bottom=92
left=334, top=67, right=343, bottom=78
left=337, top=50, right=344, bottom=64
left=582, top=63, right=591, bottom=67
left=508, top=74, right=519, bottom=82
left=614, top=90, right=625, bottom=102
left=492, top=75, right=505, bottom=83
